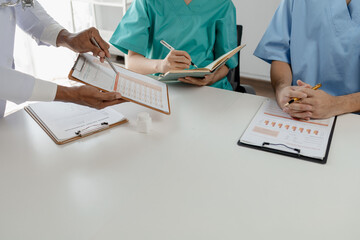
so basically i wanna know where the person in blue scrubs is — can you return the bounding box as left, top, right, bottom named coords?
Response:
left=254, top=0, right=360, bottom=119
left=110, top=0, right=238, bottom=90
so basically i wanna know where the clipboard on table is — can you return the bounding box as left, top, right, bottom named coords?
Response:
left=237, top=99, right=337, bottom=164
left=68, top=53, right=171, bottom=115
left=25, top=102, right=128, bottom=145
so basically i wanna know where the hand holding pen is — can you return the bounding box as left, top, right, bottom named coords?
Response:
left=91, top=37, right=118, bottom=75
left=282, top=82, right=342, bottom=119
left=57, top=28, right=110, bottom=64
left=160, top=40, right=198, bottom=69
left=284, top=83, right=322, bottom=107
left=281, top=82, right=326, bottom=120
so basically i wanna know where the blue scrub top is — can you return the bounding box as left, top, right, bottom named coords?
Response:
left=110, top=0, right=238, bottom=90
left=254, top=0, right=360, bottom=96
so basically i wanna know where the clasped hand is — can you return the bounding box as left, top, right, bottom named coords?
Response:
left=277, top=80, right=338, bottom=120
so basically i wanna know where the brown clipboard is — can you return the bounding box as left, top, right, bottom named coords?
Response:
left=68, top=54, right=171, bottom=115
left=25, top=106, right=128, bottom=145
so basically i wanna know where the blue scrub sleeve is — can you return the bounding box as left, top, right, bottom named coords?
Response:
left=214, top=2, right=238, bottom=70
left=254, top=0, right=293, bottom=64
left=110, top=0, right=150, bottom=56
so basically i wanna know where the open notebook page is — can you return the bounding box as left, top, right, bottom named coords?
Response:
left=205, top=45, right=245, bottom=71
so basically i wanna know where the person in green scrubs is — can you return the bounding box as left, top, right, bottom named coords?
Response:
left=110, top=0, right=238, bottom=90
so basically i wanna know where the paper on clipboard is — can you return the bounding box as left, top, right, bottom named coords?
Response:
left=239, top=99, right=336, bottom=160
left=25, top=102, right=127, bottom=144
left=70, top=53, right=171, bottom=115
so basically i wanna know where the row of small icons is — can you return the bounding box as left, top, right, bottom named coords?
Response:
left=264, top=120, right=319, bottom=135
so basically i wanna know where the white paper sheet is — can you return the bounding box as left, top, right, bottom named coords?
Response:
left=27, top=102, right=125, bottom=142
left=72, top=54, right=170, bottom=114
left=240, top=99, right=335, bottom=160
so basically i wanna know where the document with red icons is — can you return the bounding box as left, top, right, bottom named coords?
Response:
left=238, top=99, right=337, bottom=164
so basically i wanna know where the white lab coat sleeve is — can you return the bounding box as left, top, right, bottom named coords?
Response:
left=14, top=1, right=64, bottom=47
left=40, top=23, right=65, bottom=47
left=28, top=78, right=57, bottom=102
left=0, top=66, right=57, bottom=104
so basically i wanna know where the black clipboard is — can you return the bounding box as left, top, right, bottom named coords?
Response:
left=237, top=98, right=338, bottom=166
left=238, top=116, right=337, bottom=164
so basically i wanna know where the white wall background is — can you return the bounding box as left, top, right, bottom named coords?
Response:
left=234, top=0, right=282, bottom=81
left=15, top=0, right=282, bottom=82
left=14, top=0, right=124, bottom=80
left=14, top=0, right=75, bottom=80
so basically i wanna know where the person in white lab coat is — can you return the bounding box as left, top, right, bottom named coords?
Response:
left=0, top=0, right=125, bottom=118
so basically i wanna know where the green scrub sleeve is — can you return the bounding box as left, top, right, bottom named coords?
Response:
left=109, top=0, right=150, bottom=56
left=214, top=2, right=238, bottom=70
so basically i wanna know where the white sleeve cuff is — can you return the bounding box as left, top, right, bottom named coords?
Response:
left=28, top=79, right=58, bottom=102
left=40, top=23, right=65, bottom=47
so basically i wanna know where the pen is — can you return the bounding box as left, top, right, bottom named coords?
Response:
left=160, top=40, right=198, bottom=69
left=285, top=83, right=322, bottom=107
left=90, top=37, right=118, bottom=75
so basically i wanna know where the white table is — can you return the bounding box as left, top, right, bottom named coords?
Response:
left=1, top=84, right=360, bottom=240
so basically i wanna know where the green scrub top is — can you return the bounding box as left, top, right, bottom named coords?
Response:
left=110, top=0, right=238, bottom=90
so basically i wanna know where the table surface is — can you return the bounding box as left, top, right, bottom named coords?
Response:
left=1, top=83, right=360, bottom=240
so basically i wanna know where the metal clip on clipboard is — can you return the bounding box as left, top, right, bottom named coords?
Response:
left=262, top=142, right=301, bottom=157
left=73, top=55, right=86, bottom=72
left=75, top=122, right=109, bottom=137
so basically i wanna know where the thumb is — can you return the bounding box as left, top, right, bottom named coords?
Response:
left=101, top=92, right=123, bottom=101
